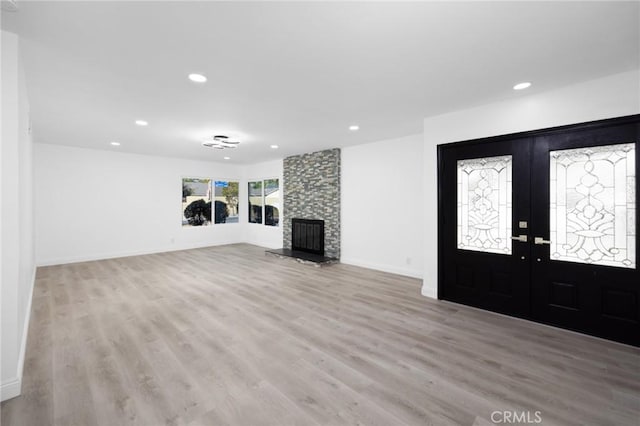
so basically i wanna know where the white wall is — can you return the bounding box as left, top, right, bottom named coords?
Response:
left=342, top=134, right=424, bottom=278
left=1, top=30, right=36, bottom=401
left=422, top=69, right=640, bottom=298
left=242, top=159, right=283, bottom=249
left=35, top=144, right=243, bottom=265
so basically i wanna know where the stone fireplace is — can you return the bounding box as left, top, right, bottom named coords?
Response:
left=283, top=148, right=340, bottom=259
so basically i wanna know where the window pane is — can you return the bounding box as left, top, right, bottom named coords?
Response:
left=182, top=177, right=211, bottom=227
left=550, top=143, right=635, bottom=268
left=248, top=181, right=263, bottom=224
left=214, top=181, right=239, bottom=224
left=457, top=155, right=512, bottom=254
left=264, top=178, right=280, bottom=227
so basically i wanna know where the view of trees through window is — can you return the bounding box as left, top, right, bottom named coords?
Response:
left=214, top=181, right=239, bottom=224
left=182, top=177, right=212, bottom=227
left=248, top=178, right=280, bottom=226
left=181, top=177, right=278, bottom=227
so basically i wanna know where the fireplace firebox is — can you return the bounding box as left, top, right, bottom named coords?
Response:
left=291, top=218, right=324, bottom=256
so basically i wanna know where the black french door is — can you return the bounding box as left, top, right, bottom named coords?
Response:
left=440, top=137, right=532, bottom=318
left=438, top=115, right=639, bottom=346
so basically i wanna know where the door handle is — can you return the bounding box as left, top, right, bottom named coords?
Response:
left=511, top=235, right=528, bottom=243
left=534, top=237, right=551, bottom=245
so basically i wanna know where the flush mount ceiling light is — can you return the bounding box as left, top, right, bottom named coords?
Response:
left=188, top=73, right=207, bottom=83
left=135, top=120, right=148, bottom=126
left=202, top=135, right=240, bottom=149
left=270, top=144, right=279, bottom=149
left=110, top=141, right=120, bottom=146
left=223, top=156, right=231, bottom=160
left=349, top=125, right=360, bottom=131
left=513, top=82, right=532, bottom=90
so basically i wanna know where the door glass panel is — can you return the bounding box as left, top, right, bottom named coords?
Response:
left=457, top=155, right=513, bottom=254
left=550, top=143, right=635, bottom=268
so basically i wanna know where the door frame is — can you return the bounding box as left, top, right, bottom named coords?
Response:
left=437, top=114, right=640, bottom=333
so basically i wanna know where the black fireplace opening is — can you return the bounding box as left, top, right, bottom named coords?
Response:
left=292, top=218, right=324, bottom=256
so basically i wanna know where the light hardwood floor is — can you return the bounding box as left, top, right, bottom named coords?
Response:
left=1, top=244, right=638, bottom=426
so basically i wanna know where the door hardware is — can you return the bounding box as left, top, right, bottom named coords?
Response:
left=511, top=235, right=528, bottom=242
left=534, top=237, right=551, bottom=245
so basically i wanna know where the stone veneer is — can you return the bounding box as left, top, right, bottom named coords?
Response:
left=283, top=148, right=341, bottom=258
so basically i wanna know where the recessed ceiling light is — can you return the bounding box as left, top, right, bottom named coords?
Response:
left=513, top=82, right=532, bottom=90
left=270, top=144, right=279, bottom=149
left=188, top=73, right=207, bottom=83
left=349, top=125, right=360, bottom=131
left=110, top=141, right=120, bottom=146
left=135, top=120, right=148, bottom=126
left=223, top=156, right=230, bottom=160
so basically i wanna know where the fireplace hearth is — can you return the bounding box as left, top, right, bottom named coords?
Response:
left=266, top=218, right=336, bottom=265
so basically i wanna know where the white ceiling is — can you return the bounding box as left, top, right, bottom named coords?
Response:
left=2, top=1, right=639, bottom=164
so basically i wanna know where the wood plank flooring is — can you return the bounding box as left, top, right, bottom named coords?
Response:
left=1, top=244, right=638, bottom=425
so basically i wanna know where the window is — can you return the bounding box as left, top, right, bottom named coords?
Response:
left=214, top=181, right=239, bottom=224
left=248, top=178, right=280, bottom=226
left=264, top=178, right=280, bottom=227
left=248, top=181, right=263, bottom=224
left=182, top=177, right=212, bottom=227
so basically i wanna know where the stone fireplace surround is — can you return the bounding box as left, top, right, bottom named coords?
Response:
left=283, top=148, right=341, bottom=259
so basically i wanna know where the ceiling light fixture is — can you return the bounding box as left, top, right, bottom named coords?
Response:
left=223, top=156, right=230, bottom=160
left=202, top=135, right=240, bottom=150
left=270, top=144, right=279, bottom=149
left=135, top=120, right=148, bottom=126
left=513, top=82, right=532, bottom=90
left=110, top=141, right=120, bottom=146
left=188, top=73, right=207, bottom=83
left=349, top=125, right=360, bottom=131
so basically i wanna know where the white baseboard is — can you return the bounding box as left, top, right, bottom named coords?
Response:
left=340, top=257, right=423, bottom=279
left=245, top=240, right=282, bottom=250
left=1, top=377, right=21, bottom=402
left=17, top=267, right=36, bottom=384
left=36, top=240, right=242, bottom=267
left=421, top=283, right=437, bottom=299
left=1, top=266, right=36, bottom=402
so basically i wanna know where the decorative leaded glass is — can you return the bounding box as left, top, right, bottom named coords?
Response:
left=550, top=143, right=636, bottom=268
left=457, top=155, right=512, bottom=255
